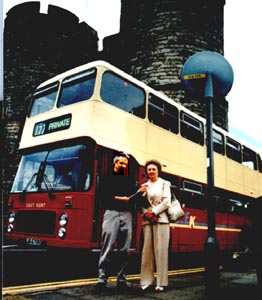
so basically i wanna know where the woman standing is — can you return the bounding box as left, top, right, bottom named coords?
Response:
left=139, top=159, right=171, bottom=292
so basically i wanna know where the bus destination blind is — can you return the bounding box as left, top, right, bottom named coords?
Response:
left=33, top=114, right=72, bottom=136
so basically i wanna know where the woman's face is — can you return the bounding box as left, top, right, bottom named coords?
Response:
left=146, top=163, right=159, bottom=181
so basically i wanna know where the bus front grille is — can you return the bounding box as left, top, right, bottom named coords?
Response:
left=15, top=210, right=56, bottom=235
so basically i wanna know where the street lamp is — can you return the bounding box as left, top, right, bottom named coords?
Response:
left=181, top=51, right=234, bottom=299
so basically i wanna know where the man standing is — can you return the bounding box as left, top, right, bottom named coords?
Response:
left=96, top=151, right=136, bottom=292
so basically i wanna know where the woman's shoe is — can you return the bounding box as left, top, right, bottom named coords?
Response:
left=155, top=286, right=164, bottom=291
left=141, top=284, right=150, bottom=290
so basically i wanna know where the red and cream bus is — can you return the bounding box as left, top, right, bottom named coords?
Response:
left=5, top=60, right=262, bottom=256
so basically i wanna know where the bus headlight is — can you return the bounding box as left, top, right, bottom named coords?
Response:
left=8, top=212, right=15, bottom=223
left=58, top=227, right=66, bottom=239
left=59, top=213, right=68, bottom=227
left=7, top=224, right=14, bottom=233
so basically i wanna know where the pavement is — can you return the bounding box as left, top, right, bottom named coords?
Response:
left=2, top=268, right=261, bottom=300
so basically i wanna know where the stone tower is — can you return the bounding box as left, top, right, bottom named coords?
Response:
left=103, top=0, right=227, bottom=129
left=3, top=2, right=99, bottom=202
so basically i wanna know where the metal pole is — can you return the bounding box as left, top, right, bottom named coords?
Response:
left=181, top=52, right=234, bottom=298
left=204, top=73, right=220, bottom=298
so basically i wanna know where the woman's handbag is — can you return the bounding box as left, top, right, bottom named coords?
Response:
left=166, top=191, right=185, bottom=223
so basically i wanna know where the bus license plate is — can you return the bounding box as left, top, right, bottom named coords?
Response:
left=25, top=238, right=42, bottom=246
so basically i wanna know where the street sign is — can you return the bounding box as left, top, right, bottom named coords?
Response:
left=183, top=73, right=206, bottom=80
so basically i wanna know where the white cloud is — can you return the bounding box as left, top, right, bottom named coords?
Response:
left=224, top=0, right=262, bottom=153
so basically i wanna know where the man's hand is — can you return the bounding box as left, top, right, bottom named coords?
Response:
left=138, top=183, right=148, bottom=193
left=144, top=211, right=159, bottom=223
left=115, top=196, right=129, bottom=202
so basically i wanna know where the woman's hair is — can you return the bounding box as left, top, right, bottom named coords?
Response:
left=145, top=159, right=162, bottom=174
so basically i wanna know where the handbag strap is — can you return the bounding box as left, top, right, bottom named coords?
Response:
left=162, top=179, right=178, bottom=202
left=162, top=179, right=172, bottom=201
left=161, top=180, right=165, bottom=198
left=163, top=180, right=176, bottom=203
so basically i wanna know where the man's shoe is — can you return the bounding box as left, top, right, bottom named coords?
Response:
left=95, top=282, right=107, bottom=293
left=141, top=284, right=150, bottom=290
left=117, top=281, right=130, bottom=290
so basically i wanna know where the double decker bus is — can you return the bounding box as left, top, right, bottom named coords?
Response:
left=5, top=60, right=262, bottom=257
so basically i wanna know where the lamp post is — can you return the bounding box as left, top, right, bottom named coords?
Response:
left=181, top=51, right=234, bottom=299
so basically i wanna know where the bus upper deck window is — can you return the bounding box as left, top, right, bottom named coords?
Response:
left=213, top=129, right=225, bottom=155
left=180, top=112, right=204, bottom=145
left=100, top=71, right=146, bottom=118
left=257, top=154, right=262, bottom=172
left=29, top=82, right=59, bottom=117
left=226, top=137, right=241, bottom=163
left=242, top=145, right=257, bottom=170
left=148, top=94, right=179, bottom=133
left=58, top=69, right=96, bottom=107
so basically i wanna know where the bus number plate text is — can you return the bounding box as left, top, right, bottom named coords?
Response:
left=25, top=238, right=42, bottom=246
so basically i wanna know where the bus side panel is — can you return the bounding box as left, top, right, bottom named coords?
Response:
left=170, top=209, right=248, bottom=254
left=170, top=208, right=208, bottom=253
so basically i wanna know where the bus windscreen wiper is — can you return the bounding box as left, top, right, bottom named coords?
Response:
left=36, top=161, right=56, bottom=199
left=19, top=172, right=37, bottom=200
left=20, top=161, right=55, bottom=200
left=42, top=174, right=56, bottom=199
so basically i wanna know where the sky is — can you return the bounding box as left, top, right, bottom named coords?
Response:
left=2, top=0, right=262, bottom=154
